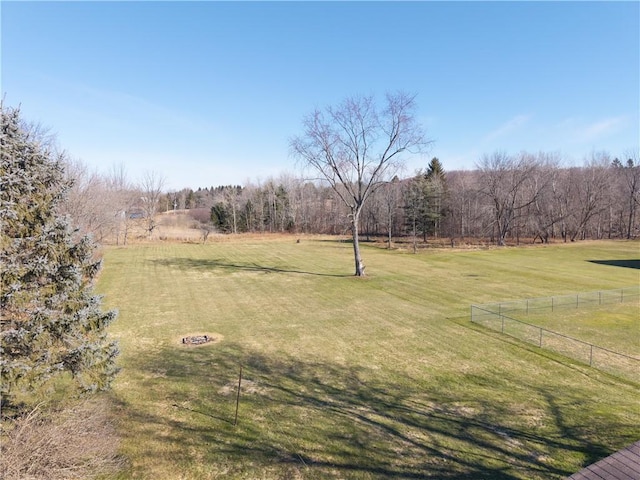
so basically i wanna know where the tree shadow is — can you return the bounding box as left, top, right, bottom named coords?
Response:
left=171, top=402, right=233, bottom=425
left=588, top=259, right=640, bottom=270
left=110, top=342, right=636, bottom=479
left=151, top=257, right=352, bottom=278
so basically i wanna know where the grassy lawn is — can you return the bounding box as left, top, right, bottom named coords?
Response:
left=97, top=237, right=640, bottom=479
left=520, top=301, right=640, bottom=357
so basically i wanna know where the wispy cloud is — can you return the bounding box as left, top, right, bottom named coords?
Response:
left=554, top=115, right=629, bottom=146
left=579, top=116, right=627, bottom=142
left=36, top=73, right=220, bottom=138
left=73, top=83, right=220, bottom=136
left=483, top=114, right=531, bottom=143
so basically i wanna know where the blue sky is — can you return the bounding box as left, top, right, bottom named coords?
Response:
left=2, top=1, right=638, bottom=190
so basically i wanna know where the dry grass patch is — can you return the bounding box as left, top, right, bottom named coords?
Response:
left=0, top=397, right=125, bottom=480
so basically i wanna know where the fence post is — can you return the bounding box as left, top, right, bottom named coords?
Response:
left=599, top=291, right=602, bottom=305
left=589, top=345, right=593, bottom=367
left=501, top=315, right=505, bottom=334
left=526, top=299, right=529, bottom=315
left=234, top=365, right=243, bottom=426
left=576, top=294, right=579, bottom=308
left=539, top=328, right=543, bottom=347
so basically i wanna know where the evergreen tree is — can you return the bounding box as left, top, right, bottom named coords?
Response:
left=425, top=157, right=448, bottom=238
left=426, top=157, right=446, bottom=181
left=0, top=106, right=118, bottom=408
left=403, top=158, right=448, bottom=242
left=210, top=202, right=231, bottom=232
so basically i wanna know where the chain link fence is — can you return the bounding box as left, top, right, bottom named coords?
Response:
left=471, top=287, right=640, bottom=382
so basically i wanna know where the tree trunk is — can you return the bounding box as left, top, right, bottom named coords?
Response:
left=231, top=202, right=237, bottom=234
left=628, top=200, right=636, bottom=239
left=352, top=210, right=365, bottom=276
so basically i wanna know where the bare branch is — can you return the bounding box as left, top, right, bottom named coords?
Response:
left=290, top=92, right=429, bottom=275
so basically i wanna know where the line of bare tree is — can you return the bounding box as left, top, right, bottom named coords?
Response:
left=183, top=150, right=639, bottom=245
left=62, top=149, right=638, bottom=249
left=61, top=162, right=165, bottom=245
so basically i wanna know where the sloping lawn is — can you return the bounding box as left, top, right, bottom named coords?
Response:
left=97, top=238, right=640, bottom=479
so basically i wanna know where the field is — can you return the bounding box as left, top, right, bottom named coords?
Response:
left=96, top=237, right=640, bottom=479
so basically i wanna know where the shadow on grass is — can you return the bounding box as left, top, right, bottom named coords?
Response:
left=171, top=403, right=233, bottom=425
left=588, top=259, right=640, bottom=270
left=151, top=257, right=352, bottom=278
left=110, top=341, right=635, bottom=479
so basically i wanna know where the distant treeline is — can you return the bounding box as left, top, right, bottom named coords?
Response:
left=63, top=151, right=639, bottom=246
left=162, top=152, right=639, bottom=244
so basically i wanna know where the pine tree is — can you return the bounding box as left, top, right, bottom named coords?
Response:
left=0, top=106, right=119, bottom=408
left=424, top=158, right=448, bottom=238
left=402, top=158, right=449, bottom=243
left=425, top=157, right=446, bottom=181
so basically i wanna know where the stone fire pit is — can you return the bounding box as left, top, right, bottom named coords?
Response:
left=181, top=334, right=212, bottom=346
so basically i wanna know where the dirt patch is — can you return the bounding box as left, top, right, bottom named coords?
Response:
left=218, top=379, right=268, bottom=396
left=177, top=333, right=223, bottom=347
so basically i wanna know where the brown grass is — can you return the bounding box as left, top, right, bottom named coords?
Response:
left=0, top=397, right=125, bottom=480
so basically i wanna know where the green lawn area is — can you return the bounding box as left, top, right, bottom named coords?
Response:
left=97, top=237, right=640, bottom=479
left=520, top=301, right=639, bottom=357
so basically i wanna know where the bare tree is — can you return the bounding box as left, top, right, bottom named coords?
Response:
left=525, top=153, right=564, bottom=243
left=200, top=222, right=214, bottom=244
left=61, top=160, right=143, bottom=245
left=61, top=159, right=113, bottom=240
left=445, top=170, right=480, bottom=242
left=107, top=163, right=139, bottom=245
left=291, top=92, right=428, bottom=276
left=477, top=152, right=545, bottom=246
left=139, top=170, right=166, bottom=238
left=19, top=118, right=59, bottom=153
left=223, top=186, right=241, bottom=234
left=612, top=152, right=640, bottom=239
left=403, top=174, right=426, bottom=252
left=366, top=177, right=402, bottom=249
left=563, top=153, right=612, bottom=241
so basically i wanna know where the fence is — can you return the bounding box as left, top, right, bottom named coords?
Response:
left=477, top=286, right=639, bottom=317
left=471, top=287, right=640, bottom=382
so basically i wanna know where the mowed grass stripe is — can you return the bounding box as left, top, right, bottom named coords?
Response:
left=97, top=238, right=640, bottom=479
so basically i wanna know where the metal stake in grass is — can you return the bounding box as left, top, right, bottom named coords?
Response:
left=234, top=365, right=243, bottom=426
